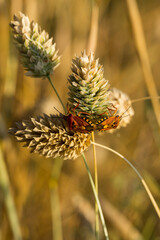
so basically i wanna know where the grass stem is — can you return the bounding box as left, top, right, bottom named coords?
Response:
left=87, top=1, right=99, bottom=54
left=126, top=0, right=160, bottom=127
left=91, top=141, right=160, bottom=218
left=131, top=96, right=160, bottom=104
left=45, top=77, right=65, bottom=240
left=82, top=152, right=109, bottom=240
left=47, top=75, right=66, bottom=114
left=91, top=132, right=99, bottom=239
left=0, top=145, right=23, bottom=240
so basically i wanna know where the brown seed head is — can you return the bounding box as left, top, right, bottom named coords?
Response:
left=9, top=114, right=91, bottom=160
left=108, top=88, right=134, bottom=130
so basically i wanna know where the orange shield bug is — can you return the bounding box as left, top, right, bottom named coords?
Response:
left=55, top=103, right=95, bottom=133
left=95, top=104, right=130, bottom=131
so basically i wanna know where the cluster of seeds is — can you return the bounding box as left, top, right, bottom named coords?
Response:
left=10, top=12, right=60, bottom=77
left=9, top=114, right=91, bottom=160
left=9, top=12, right=134, bottom=160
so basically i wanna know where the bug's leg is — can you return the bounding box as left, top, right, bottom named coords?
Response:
left=77, top=111, right=91, bottom=116
left=107, top=107, right=117, bottom=116
left=98, top=105, right=117, bottom=118
left=99, top=111, right=109, bottom=117
left=72, top=102, right=80, bottom=112
left=66, top=102, right=79, bottom=114
left=109, top=103, right=117, bottom=110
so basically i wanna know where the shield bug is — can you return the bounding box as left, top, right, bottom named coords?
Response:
left=95, top=104, right=130, bottom=131
left=55, top=103, right=95, bottom=133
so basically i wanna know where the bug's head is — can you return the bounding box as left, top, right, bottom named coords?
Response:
left=67, top=113, right=75, bottom=129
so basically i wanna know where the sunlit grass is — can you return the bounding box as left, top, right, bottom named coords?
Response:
left=0, top=0, right=160, bottom=239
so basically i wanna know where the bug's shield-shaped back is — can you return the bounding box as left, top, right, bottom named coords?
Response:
left=95, top=115, right=121, bottom=131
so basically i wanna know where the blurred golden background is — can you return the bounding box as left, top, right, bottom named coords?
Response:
left=0, top=0, right=160, bottom=239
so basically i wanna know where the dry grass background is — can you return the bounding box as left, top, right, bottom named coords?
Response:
left=0, top=0, right=160, bottom=239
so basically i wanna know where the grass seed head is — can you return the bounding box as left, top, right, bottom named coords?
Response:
left=9, top=114, right=91, bottom=160
left=68, top=50, right=111, bottom=117
left=10, top=12, right=60, bottom=77
left=108, top=88, right=134, bottom=131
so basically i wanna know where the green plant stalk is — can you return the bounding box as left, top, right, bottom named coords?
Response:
left=82, top=152, right=109, bottom=240
left=91, top=141, right=160, bottom=219
left=91, top=132, right=99, bottom=240
left=0, top=145, right=23, bottom=240
left=47, top=75, right=66, bottom=114
left=46, top=75, right=65, bottom=240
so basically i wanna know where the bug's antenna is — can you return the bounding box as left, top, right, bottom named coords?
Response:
left=53, top=107, right=63, bottom=115
left=121, top=114, right=130, bottom=119
left=120, top=105, right=132, bottom=118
